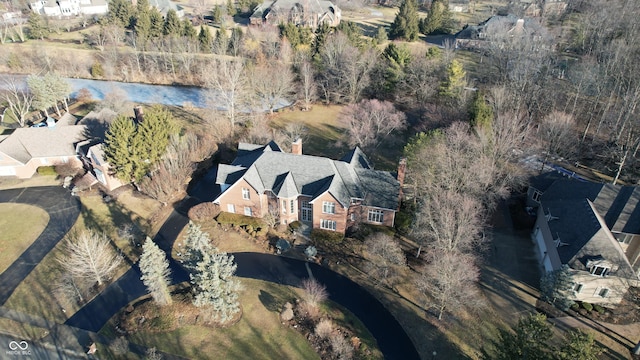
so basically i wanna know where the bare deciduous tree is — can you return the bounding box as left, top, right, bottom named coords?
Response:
left=339, top=99, right=407, bottom=149
left=249, top=61, right=295, bottom=113
left=59, top=231, right=122, bottom=288
left=539, top=111, right=577, bottom=160
left=298, top=60, right=316, bottom=110
left=1, top=77, right=33, bottom=127
left=417, top=250, right=482, bottom=320
left=203, top=58, right=247, bottom=128
left=363, top=233, right=406, bottom=285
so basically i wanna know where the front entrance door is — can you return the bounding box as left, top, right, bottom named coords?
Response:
left=301, top=200, right=312, bottom=222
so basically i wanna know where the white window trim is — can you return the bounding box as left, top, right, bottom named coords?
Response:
left=242, top=188, right=250, bottom=200
left=322, top=201, right=335, bottom=214
left=227, top=204, right=235, bottom=213
left=368, top=209, right=384, bottom=223
left=320, top=219, right=336, bottom=231
left=244, top=206, right=252, bottom=216
left=290, top=199, right=295, bottom=214
left=590, top=265, right=610, bottom=277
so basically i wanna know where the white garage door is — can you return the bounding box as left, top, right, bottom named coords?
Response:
left=0, top=167, right=16, bottom=176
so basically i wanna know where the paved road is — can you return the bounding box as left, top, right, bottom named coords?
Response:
left=0, top=187, right=80, bottom=305
left=66, top=207, right=420, bottom=360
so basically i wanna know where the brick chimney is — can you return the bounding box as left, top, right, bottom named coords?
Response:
left=291, top=138, right=302, bottom=155
left=133, top=106, right=144, bottom=124
left=397, top=157, right=406, bottom=203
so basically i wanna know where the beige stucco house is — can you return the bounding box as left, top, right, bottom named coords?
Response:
left=529, top=175, right=640, bottom=306
left=213, top=140, right=400, bottom=233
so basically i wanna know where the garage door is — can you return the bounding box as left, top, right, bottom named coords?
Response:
left=0, top=167, right=16, bottom=176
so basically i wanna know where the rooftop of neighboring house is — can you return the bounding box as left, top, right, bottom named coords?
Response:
left=251, top=0, right=340, bottom=21
left=534, top=176, right=640, bottom=278
left=0, top=108, right=117, bottom=165
left=456, top=14, right=548, bottom=40
left=149, top=0, right=183, bottom=16
left=215, top=141, right=399, bottom=210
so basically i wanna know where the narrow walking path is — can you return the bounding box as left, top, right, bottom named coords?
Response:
left=0, top=186, right=80, bottom=305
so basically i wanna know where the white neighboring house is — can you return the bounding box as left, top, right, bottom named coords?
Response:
left=30, top=0, right=108, bottom=17
left=529, top=175, right=640, bottom=306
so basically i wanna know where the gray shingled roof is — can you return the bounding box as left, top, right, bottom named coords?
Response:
left=339, top=146, right=371, bottom=169
left=216, top=143, right=399, bottom=210
left=0, top=125, right=87, bottom=164
left=540, top=179, right=640, bottom=235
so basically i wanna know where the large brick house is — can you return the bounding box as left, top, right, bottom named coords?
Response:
left=213, top=140, right=401, bottom=233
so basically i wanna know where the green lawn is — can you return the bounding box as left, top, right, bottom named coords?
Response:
left=123, top=279, right=321, bottom=360
left=0, top=204, right=49, bottom=273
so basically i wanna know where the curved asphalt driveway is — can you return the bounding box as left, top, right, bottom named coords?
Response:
left=0, top=186, right=80, bottom=305
left=66, top=208, right=419, bottom=360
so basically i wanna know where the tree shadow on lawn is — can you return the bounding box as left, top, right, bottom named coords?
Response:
left=258, top=289, right=296, bottom=313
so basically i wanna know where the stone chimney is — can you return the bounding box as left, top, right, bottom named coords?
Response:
left=397, top=157, right=406, bottom=203
left=133, top=106, right=144, bottom=124
left=291, top=138, right=302, bottom=155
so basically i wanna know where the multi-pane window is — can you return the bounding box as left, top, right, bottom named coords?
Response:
left=598, top=288, right=609, bottom=298
left=290, top=199, right=295, bottom=213
left=227, top=204, right=235, bottom=213
left=242, top=188, right=250, bottom=200
left=590, top=265, right=610, bottom=277
left=573, top=283, right=583, bottom=294
left=320, top=219, right=336, bottom=231
left=368, top=209, right=384, bottom=223
left=244, top=206, right=252, bottom=216
left=282, top=200, right=286, bottom=214
left=322, top=201, right=335, bottom=214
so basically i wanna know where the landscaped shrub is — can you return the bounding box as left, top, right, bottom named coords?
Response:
left=311, top=228, right=344, bottom=244
left=315, top=319, right=334, bottom=339
left=289, top=221, right=302, bottom=231
left=55, top=163, right=81, bottom=177
left=91, top=61, right=104, bottom=78
left=593, top=304, right=605, bottom=314
left=36, top=166, right=57, bottom=176
left=216, top=212, right=265, bottom=229
left=582, top=302, right=593, bottom=312
left=570, top=303, right=580, bottom=311
left=188, top=202, right=220, bottom=222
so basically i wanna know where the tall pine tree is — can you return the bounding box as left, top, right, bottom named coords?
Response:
left=163, top=9, right=182, bottom=36
left=420, top=0, right=454, bottom=35
left=199, top=26, right=213, bottom=52
left=104, top=115, right=140, bottom=182
left=389, top=0, right=419, bottom=42
left=140, top=237, right=172, bottom=306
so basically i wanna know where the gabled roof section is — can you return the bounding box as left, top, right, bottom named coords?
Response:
left=273, top=172, right=298, bottom=198
left=340, top=147, right=371, bottom=169
left=0, top=126, right=87, bottom=164
left=215, top=164, right=246, bottom=185
left=218, top=142, right=400, bottom=210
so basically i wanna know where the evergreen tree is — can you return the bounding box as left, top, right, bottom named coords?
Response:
left=107, top=0, right=134, bottom=27
left=228, top=27, right=243, bottom=55
left=136, top=0, right=150, bottom=13
left=438, top=59, right=466, bottom=103
left=139, top=237, right=172, bottom=306
left=183, top=221, right=214, bottom=263
left=134, top=10, right=152, bottom=43
left=226, top=0, right=237, bottom=17
left=163, top=9, right=181, bottom=36
left=199, top=25, right=213, bottom=52
left=487, top=314, right=555, bottom=360
left=212, top=5, right=223, bottom=25
left=469, top=91, right=493, bottom=130
left=214, top=25, right=229, bottom=55
left=375, top=25, right=388, bottom=45
left=104, top=115, right=140, bottom=182
left=27, top=74, right=56, bottom=117
left=420, top=0, right=454, bottom=35
left=149, top=8, right=164, bottom=38
left=137, top=106, right=178, bottom=166
left=313, top=22, right=331, bottom=54
left=389, top=0, right=419, bottom=42
left=558, top=331, right=603, bottom=360
left=190, top=248, right=241, bottom=323
left=27, top=13, right=48, bottom=40
left=540, top=264, right=575, bottom=311
left=182, top=18, right=197, bottom=39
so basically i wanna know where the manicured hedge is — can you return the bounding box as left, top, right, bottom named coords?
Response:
left=216, top=212, right=265, bottom=229
left=36, top=166, right=57, bottom=176
left=310, top=228, right=344, bottom=244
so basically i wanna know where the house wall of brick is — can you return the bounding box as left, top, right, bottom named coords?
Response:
left=311, top=192, right=348, bottom=233
left=1, top=156, right=81, bottom=178
left=217, top=179, right=265, bottom=217
left=277, top=197, right=299, bottom=225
